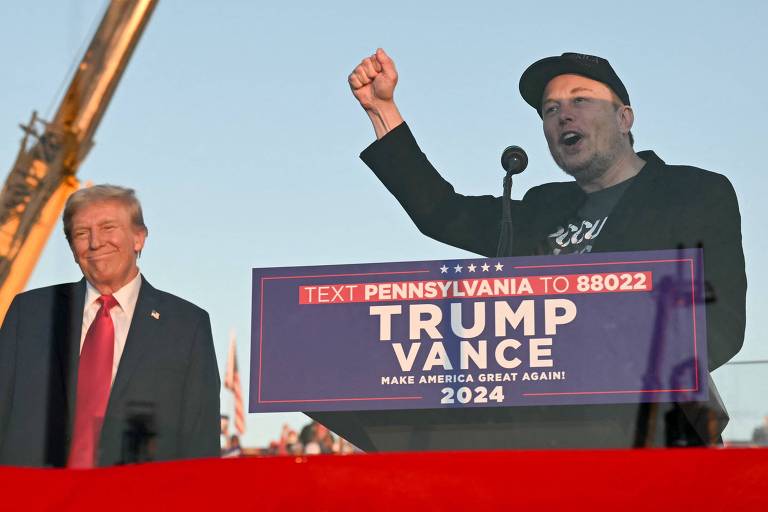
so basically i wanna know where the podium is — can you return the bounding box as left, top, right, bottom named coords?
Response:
left=311, top=402, right=679, bottom=451
left=253, top=250, right=719, bottom=451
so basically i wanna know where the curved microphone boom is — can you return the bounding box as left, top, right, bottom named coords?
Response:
left=496, top=145, right=528, bottom=257
left=500, top=145, right=528, bottom=175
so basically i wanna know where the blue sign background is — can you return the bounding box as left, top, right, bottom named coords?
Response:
left=250, top=249, right=707, bottom=413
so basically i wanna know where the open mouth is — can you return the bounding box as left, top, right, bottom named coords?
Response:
left=560, top=132, right=583, bottom=146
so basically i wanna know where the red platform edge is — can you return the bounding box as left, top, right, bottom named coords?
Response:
left=1, top=448, right=766, bottom=510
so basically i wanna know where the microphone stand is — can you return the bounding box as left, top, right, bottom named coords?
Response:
left=496, top=170, right=515, bottom=257
left=496, top=145, right=527, bottom=257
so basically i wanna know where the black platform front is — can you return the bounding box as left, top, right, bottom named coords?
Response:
left=310, top=402, right=675, bottom=452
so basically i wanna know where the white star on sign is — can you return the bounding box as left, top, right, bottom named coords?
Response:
left=481, top=263, right=490, bottom=272
left=467, top=264, right=477, bottom=272
left=454, top=264, right=463, bottom=273
left=494, top=262, right=504, bottom=271
left=440, top=265, right=449, bottom=273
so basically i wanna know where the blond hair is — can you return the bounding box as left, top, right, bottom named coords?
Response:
left=62, top=184, right=147, bottom=243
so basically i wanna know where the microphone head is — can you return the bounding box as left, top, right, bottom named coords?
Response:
left=500, top=145, right=528, bottom=175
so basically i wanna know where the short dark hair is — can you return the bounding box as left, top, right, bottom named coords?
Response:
left=62, top=184, right=148, bottom=243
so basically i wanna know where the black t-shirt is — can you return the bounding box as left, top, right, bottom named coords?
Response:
left=545, top=177, right=636, bottom=255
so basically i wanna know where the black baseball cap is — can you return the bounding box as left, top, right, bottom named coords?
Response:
left=519, top=52, right=630, bottom=116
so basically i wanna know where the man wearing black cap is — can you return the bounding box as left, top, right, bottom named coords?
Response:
left=349, top=49, right=746, bottom=446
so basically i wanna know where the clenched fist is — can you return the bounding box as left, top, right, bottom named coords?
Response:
left=349, top=48, right=403, bottom=138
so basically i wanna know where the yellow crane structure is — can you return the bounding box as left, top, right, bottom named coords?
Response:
left=0, top=0, right=157, bottom=321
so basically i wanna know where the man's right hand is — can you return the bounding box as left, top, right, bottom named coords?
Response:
left=349, top=48, right=404, bottom=139
left=349, top=48, right=398, bottom=110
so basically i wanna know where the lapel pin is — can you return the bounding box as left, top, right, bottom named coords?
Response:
left=151, top=310, right=160, bottom=320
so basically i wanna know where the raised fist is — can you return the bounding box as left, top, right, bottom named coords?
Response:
left=348, top=48, right=398, bottom=112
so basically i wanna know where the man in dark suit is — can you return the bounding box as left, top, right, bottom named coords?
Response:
left=0, top=185, right=220, bottom=467
left=343, top=50, right=746, bottom=447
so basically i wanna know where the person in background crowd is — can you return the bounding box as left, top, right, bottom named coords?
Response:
left=220, top=414, right=230, bottom=454
left=752, top=416, right=768, bottom=446
left=223, top=435, right=242, bottom=457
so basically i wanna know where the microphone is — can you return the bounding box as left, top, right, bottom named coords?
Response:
left=500, top=145, right=528, bottom=175
left=496, top=145, right=527, bottom=257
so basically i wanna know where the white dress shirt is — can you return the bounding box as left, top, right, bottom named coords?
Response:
left=80, top=271, right=142, bottom=385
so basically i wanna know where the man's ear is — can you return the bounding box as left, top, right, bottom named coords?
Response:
left=617, top=105, right=634, bottom=136
left=133, top=227, right=147, bottom=255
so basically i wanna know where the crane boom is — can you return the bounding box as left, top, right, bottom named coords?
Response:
left=0, top=0, right=157, bottom=321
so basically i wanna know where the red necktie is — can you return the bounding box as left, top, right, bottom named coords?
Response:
left=67, top=294, right=118, bottom=469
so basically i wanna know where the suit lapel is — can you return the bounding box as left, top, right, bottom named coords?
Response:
left=107, top=276, right=161, bottom=406
left=55, top=280, right=86, bottom=434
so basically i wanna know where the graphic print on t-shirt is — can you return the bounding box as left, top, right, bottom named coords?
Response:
left=548, top=217, right=608, bottom=255
left=544, top=176, right=636, bottom=255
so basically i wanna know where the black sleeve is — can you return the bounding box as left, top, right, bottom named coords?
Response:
left=0, top=296, right=20, bottom=456
left=696, top=174, right=747, bottom=369
left=360, top=123, right=532, bottom=257
left=178, top=310, right=221, bottom=459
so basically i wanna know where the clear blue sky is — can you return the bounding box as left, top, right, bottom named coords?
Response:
left=1, top=0, right=765, bottom=445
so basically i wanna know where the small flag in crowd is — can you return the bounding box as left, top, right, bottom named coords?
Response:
left=224, top=333, right=246, bottom=435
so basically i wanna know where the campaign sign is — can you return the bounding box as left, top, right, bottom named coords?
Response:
left=250, top=249, right=707, bottom=413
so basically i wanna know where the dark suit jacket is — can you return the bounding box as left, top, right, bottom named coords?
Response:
left=361, top=123, right=746, bottom=371
left=348, top=123, right=746, bottom=447
left=0, top=276, right=221, bottom=467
